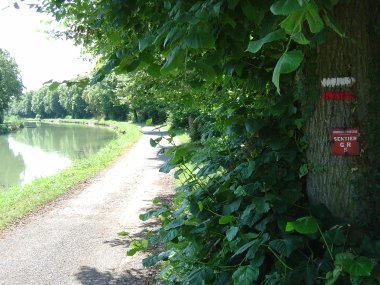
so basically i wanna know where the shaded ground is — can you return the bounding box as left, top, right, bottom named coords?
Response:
left=0, top=127, right=175, bottom=285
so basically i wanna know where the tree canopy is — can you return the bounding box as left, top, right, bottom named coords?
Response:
left=34, top=0, right=380, bottom=284
left=0, top=49, right=23, bottom=123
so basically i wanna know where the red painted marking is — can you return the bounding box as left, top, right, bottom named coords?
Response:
left=322, top=91, right=355, bottom=101
left=330, top=128, right=360, bottom=156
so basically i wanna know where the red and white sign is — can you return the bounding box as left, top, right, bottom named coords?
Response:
left=322, top=91, right=354, bottom=101
left=330, top=128, right=360, bottom=156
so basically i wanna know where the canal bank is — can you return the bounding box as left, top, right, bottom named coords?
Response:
left=0, top=120, right=142, bottom=229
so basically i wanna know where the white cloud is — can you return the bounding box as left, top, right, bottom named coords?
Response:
left=0, top=1, right=94, bottom=91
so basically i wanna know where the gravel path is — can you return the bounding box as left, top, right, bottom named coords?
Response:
left=0, top=127, right=175, bottom=285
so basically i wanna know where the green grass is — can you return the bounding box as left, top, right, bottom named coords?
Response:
left=0, top=121, right=142, bottom=229
left=156, top=124, right=191, bottom=145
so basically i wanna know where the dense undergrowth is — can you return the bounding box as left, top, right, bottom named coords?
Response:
left=131, top=87, right=380, bottom=284
left=0, top=120, right=141, bottom=229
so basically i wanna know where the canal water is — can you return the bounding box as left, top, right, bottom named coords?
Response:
left=0, top=122, right=116, bottom=188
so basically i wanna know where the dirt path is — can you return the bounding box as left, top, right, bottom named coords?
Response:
left=0, top=127, right=175, bottom=285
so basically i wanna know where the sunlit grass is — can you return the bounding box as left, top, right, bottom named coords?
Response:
left=0, top=121, right=142, bottom=229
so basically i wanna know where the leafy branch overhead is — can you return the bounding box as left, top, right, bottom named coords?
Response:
left=38, top=0, right=339, bottom=93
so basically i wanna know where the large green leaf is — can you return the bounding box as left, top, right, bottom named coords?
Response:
left=226, top=226, right=239, bottom=241
left=285, top=216, right=318, bottom=234
left=272, top=50, right=304, bottom=94
left=138, top=34, right=155, bottom=51
left=232, top=240, right=256, bottom=258
left=232, top=265, right=259, bottom=285
left=164, top=218, right=185, bottom=230
left=305, top=1, right=324, bottom=33
left=269, top=238, right=298, bottom=257
left=219, top=215, right=235, bottom=224
left=341, top=256, right=374, bottom=277
left=184, top=31, right=215, bottom=49
left=247, top=29, right=286, bottom=53
left=280, top=8, right=306, bottom=34
left=143, top=250, right=173, bottom=267
left=161, top=46, right=185, bottom=73
left=270, top=0, right=302, bottom=15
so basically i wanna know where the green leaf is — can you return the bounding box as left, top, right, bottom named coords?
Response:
left=223, top=199, right=241, bottom=214
left=269, top=239, right=296, bottom=257
left=305, top=1, right=324, bottom=33
left=147, top=64, right=161, bottom=77
left=280, top=8, right=306, bottom=34
left=241, top=160, right=256, bottom=179
left=139, top=207, right=168, bottom=221
left=186, top=268, right=214, bottom=285
left=325, top=267, right=341, bottom=285
left=299, top=164, right=308, bottom=177
left=126, top=248, right=138, bottom=256
left=270, top=0, right=302, bottom=15
left=160, top=229, right=179, bottom=242
left=272, top=50, right=304, bottom=94
left=164, top=218, right=185, bottom=230
left=159, top=162, right=176, bottom=173
left=292, top=32, right=310, bottom=45
left=197, top=201, right=204, bottom=211
left=232, top=240, right=256, bottom=258
left=226, top=226, right=239, bottom=241
left=232, top=265, right=259, bottom=285
left=335, top=252, right=354, bottom=266
left=139, top=34, right=155, bottom=51
left=247, top=29, right=286, bottom=54
left=161, top=46, right=185, bottom=73
left=152, top=197, right=161, bottom=204
left=285, top=216, right=319, bottom=234
left=143, top=250, right=173, bottom=267
left=342, top=256, right=374, bottom=277
left=323, top=13, right=345, bottom=37
left=48, top=82, right=60, bottom=91
left=117, top=231, right=129, bottom=237
left=218, top=215, right=235, bottom=224
left=184, top=31, right=215, bottom=49
left=241, top=0, right=264, bottom=24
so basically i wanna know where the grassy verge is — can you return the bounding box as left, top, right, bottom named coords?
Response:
left=0, top=121, right=142, bottom=229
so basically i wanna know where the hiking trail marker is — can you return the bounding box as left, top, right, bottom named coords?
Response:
left=330, top=128, right=360, bottom=156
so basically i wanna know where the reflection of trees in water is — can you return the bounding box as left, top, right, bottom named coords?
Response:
left=11, top=123, right=116, bottom=159
left=0, top=137, right=25, bottom=187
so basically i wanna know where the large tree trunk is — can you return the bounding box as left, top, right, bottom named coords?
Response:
left=306, top=0, right=380, bottom=224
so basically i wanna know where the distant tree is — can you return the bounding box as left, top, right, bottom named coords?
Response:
left=84, top=74, right=129, bottom=120
left=0, top=49, right=23, bottom=123
left=58, top=84, right=90, bottom=118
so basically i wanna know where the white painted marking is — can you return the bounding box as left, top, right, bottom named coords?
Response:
left=321, top=77, right=356, bottom=88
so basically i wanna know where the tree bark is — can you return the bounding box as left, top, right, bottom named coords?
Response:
left=306, top=0, right=379, bottom=223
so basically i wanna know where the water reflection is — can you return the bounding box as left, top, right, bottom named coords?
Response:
left=0, top=123, right=116, bottom=188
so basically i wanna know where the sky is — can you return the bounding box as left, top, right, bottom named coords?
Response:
left=0, top=0, right=94, bottom=91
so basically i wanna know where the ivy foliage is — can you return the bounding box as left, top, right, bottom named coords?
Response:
left=36, top=0, right=380, bottom=284
left=142, top=80, right=380, bottom=284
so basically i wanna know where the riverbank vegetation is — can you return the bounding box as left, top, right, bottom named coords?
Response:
left=0, top=121, right=141, bottom=229
left=0, top=116, right=23, bottom=135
